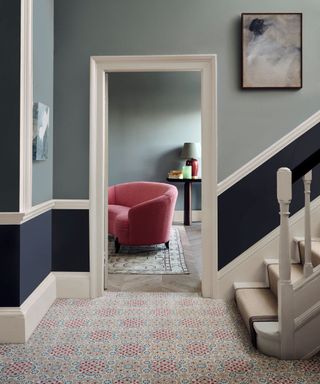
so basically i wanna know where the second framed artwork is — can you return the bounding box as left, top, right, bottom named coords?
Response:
left=241, top=13, right=302, bottom=89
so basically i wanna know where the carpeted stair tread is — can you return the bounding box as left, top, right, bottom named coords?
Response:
left=235, top=288, right=278, bottom=337
left=268, top=263, right=303, bottom=297
left=299, top=240, right=320, bottom=267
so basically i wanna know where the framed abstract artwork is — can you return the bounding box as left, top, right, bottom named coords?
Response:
left=33, top=102, right=49, bottom=161
left=241, top=13, right=302, bottom=89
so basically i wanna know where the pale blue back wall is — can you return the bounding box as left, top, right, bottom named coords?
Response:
left=53, top=0, right=320, bottom=199
left=32, top=0, right=54, bottom=205
left=108, top=72, right=201, bottom=210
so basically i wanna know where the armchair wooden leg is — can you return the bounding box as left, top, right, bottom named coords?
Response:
left=115, top=238, right=121, bottom=253
left=165, top=241, right=170, bottom=250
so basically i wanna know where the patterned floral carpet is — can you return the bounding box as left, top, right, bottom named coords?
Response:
left=108, top=227, right=189, bottom=275
left=1, top=292, right=320, bottom=383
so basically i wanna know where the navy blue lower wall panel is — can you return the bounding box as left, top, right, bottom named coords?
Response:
left=52, top=210, right=89, bottom=271
left=0, top=226, right=20, bottom=306
left=20, top=211, right=52, bottom=304
left=218, top=122, right=320, bottom=270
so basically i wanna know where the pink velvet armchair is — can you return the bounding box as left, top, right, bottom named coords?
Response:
left=108, top=182, right=178, bottom=253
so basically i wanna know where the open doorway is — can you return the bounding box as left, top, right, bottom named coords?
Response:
left=89, top=55, right=217, bottom=299
left=105, top=72, right=202, bottom=293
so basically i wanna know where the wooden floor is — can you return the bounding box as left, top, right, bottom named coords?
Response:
left=106, top=223, right=202, bottom=293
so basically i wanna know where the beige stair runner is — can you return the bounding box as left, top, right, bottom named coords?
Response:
left=299, top=240, right=320, bottom=267
left=235, top=288, right=277, bottom=346
left=234, top=239, right=320, bottom=348
left=268, top=263, right=303, bottom=297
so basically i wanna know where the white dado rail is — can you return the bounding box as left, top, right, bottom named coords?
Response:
left=276, top=167, right=320, bottom=359
left=0, top=199, right=89, bottom=225
left=218, top=110, right=320, bottom=196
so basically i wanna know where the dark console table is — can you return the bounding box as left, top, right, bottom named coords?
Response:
left=166, top=178, right=202, bottom=226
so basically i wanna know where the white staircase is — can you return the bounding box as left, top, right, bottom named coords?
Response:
left=235, top=168, right=320, bottom=359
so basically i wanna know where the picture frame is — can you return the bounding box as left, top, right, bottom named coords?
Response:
left=241, top=13, right=303, bottom=89
left=33, top=102, right=49, bottom=161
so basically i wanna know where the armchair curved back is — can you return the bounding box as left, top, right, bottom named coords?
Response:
left=108, top=181, right=178, bottom=246
left=109, top=181, right=176, bottom=207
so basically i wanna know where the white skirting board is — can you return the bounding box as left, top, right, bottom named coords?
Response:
left=217, top=195, right=320, bottom=299
left=173, top=210, right=202, bottom=223
left=53, top=272, right=91, bottom=298
left=0, top=272, right=90, bottom=343
left=0, top=273, right=56, bottom=343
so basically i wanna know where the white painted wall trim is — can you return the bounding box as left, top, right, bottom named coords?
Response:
left=53, top=199, right=90, bottom=210
left=0, top=213, right=25, bottom=225
left=0, top=273, right=56, bottom=343
left=0, top=307, right=25, bottom=344
left=21, top=200, right=55, bottom=223
left=294, top=298, right=320, bottom=359
left=53, top=272, right=90, bottom=298
left=173, top=210, right=202, bottom=223
left=90, top=55, right=218, bottom=299
left=218, top=195, right=320, bottom=299
left=0, top=200, right=54, bottom=225
left=0, top=200, right=90, bottom=225
left=217, top=110, right=320, bottom=195
left=295, top=299, right=320, bottom=330
left=21, top=273, right=56, bottom=341
left=0, top=272, right=92, bottom=343
left=20, top=0, right=33, bottom=213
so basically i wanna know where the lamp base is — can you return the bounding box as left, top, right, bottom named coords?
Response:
left=186, top=158, right=198, bottom=178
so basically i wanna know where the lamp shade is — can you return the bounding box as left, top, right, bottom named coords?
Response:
left=181, top=142, right=201, bottom=159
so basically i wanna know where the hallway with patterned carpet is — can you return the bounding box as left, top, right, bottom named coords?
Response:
left=1, top=292, right=319, bottom=383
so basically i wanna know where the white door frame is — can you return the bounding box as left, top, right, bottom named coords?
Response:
left=20, top=0, right=33, bottom=213
left=89, top=55, right=218, bottom=298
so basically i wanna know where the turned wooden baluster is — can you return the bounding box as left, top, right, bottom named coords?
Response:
left=303, top=171, right=313, bottom=278
left=277, top=167, right=295, bottom=359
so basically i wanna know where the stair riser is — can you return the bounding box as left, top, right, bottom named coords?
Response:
left=267, top=265, right=279, bottom=298
left=267, top=263, right=304, bottom=299
left=235, top=288, right=278, bottom=347
left=298, top=241, right=320, bottom=268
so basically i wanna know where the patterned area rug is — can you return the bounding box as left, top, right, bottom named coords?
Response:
left=107, top=227, right=189, bottom=274
left=1, top=292, right=320, bottom=383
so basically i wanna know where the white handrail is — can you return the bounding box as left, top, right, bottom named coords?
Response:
left=277, top=167, right=295, bottom=359
left=303, top=171, right=313, bottom=278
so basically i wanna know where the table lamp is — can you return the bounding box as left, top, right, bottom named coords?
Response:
left=181, top=142, right=201, bottom=179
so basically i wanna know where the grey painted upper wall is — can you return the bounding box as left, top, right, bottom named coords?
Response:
left=54, top=0, right=320, bottom=199
left=32, top=0, right=54, bottom=205
left=0, top=0, right=21, bottom=211
left=108, top=72, right=201, bottom=210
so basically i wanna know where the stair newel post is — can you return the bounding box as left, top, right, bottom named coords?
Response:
left=303, top=171, right=313, bottom=278
left=277, top=167, right=295, bottom=359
